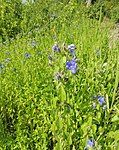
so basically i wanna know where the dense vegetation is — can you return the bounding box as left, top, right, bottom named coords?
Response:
left=0, top=0, right=119, bottom=149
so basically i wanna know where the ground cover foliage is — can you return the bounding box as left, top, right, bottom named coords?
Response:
left=0, top=0, right=119, bottom=149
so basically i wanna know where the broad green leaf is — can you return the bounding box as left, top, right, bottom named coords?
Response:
left=111, top=115, right=119, bottom=122
left=59, top=84, right=66, bottom=101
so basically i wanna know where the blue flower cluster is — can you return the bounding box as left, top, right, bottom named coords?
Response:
left=68, top=44, right=76, bottom=58
left=52, top=44, right=60, bottom=52
left=66, top=44, right=77, bottom=74
left=93, top=95, right=105, bottom=108
left=66, top=59, right=77, bottom=74
left=52, top=43, right=78, bottom=74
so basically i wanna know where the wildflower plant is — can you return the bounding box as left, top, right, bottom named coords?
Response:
left=0, top=1, right=118, bottom=150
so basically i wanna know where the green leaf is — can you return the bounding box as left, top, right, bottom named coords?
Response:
left=111, top=115, right=119, bottom=122
left=60, top=84, right=66, bottom=101
left=60, top=56, right=66, bottom=69
left=107, top=130, right=119, bottom=141
left=92, top=124, right=97, bottom=133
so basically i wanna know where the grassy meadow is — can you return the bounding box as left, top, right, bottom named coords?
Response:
left=0, top=1, right=119, bottom=149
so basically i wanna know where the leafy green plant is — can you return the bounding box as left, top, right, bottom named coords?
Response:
left=0, top=1, right=119, bottom=149
left=0, top=0, right=23, bottom=41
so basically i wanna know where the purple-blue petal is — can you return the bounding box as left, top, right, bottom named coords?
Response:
left=87, top=139, right=95, bottom=147
left=97, top=96, right=105, bottom=105
left=68, top=44, right=76, bottom=50
left=71, top=68, right=77, bottom=74
left=66, top=59, right=77, bottom=74
left=52, top=44, right=60, bottom=52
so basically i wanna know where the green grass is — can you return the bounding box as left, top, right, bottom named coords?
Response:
left=0, top=1, right=119, bottom=150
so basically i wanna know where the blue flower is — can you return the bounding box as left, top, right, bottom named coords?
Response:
left=68, top=44, right=76, bottom=57
left=52, top=44, right=60, bottom=52
left=66, top=59, right=77, bottom=74
left=24, top=53, right=31, bottom=58
left=87, top=139, right=95, bottom=147
left=68, top=44, right=76, bottom=50
left=97, top=96, right=105, bottom=105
